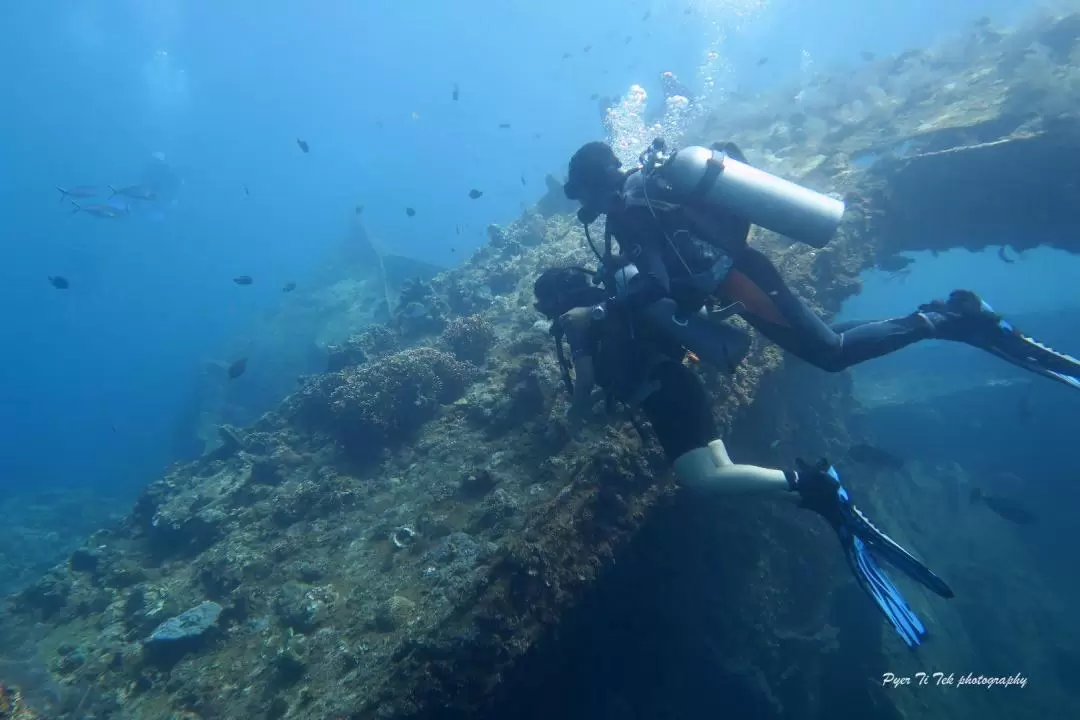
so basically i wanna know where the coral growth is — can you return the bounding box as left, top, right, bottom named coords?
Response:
left=309, top=347, right=479, bottom=458
left=394, top=278, right=449, bottom=338
left=440, top=315, right=496, bottom=365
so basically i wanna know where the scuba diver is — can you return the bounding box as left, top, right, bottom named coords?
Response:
left=534, top=264, right=953, bottom=648
left=559, top=138, right=1080, bottom=390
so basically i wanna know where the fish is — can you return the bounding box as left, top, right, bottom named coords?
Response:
left=451, top=247, right=456, bottom=253
left=533, top=132, right=542, bottom=139
left=860, top=51, right=876, bottom=61
left=69, top=201, right=125, bottom=218
left=56, top=186, right=99, bottom=202
left=297, top=138, right=309, bottom=153
left=499, top=123, right=511, bottom=129
left=109, top=184, right=156, bottom=200
left=376, top=120, right=384, bottom=129
left=355, top=205, right=364, bottom=214
left=452, top=82, right=460, bottom=101
left=468, top=189, right=483, bottom=199
left=757, top=57, right=769, bottom=66
left=455, top=224, right=460, bottom=235
left=228, top=357, right=248, bottom=379
left=624, top=36, right=633, bottom=44
left=48, top=275, right=69, bottom=289
left=997, top=246, right=1016, bottom=264
left=520, top=175, right=526, bottom=186
left=970, top=487, right=1037, bottom=525
left=847, top=443, right=904, bottom=470
left=589, top=93, right=599, bottom=101
left=642, top=10, right=650, bottom=20
left=583, top=44, right=592, bottom=53
left=282, top=282, right=297, bottom=293
left=233, top=275, right=254, bottom=285
left=562, top=52, right=571, bottom=60
left=405, top=207, right=416, bottom=217
left=244, top=185, right=250, bottom=196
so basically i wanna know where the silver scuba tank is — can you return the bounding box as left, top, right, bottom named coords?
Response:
left=654, top=145, right=844, bottom=249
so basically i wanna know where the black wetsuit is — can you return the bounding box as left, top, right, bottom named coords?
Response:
left=561, top=307, right=716, bottom=460
left=608, top=204, right=935, bottom=372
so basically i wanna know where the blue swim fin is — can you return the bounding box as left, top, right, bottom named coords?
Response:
left=796, top=459, right=954, bottom=648
left=924, top=291, right=1080, bottom=391
left=979, top=305, right=1080, bottom=390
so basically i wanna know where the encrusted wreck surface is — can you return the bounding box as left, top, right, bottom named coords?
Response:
left=4, top=9, right=1080, bottom=720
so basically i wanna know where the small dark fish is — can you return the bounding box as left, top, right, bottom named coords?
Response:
left=970, top=487, right=1037, bottom=525
left=228, top=357, right=248, bottom=379
left=452, top=82, right=460, bottom=101
left=642, top=10, right=650, bottom=21
left=405, top=207, right=416, bottom=217
left=757, top=57, right=769, bottom=66
left=520, top=175, right=526, bottom=186
left=233, top=275, right=253, bottom=285
left=244, top=185, right=250, bottom=196
left=860, top=51, right=876, bottom=62
left=499, top=123, right=511, bottom=129
left=56, top=186, right=98, bottom=202
left=562, top=52, right=572, bottom=60
left=533, top=132, right=542, bottom=139
left=848, top=443, right=904, bottom=470
left=684, top=7, right=692, bottom=14
left=297, top=138, right=309, bottom=153
left=583, top=44, right=592, bottom=53
left=468, top=188, right=483, bottom=199
left=455, top=224, right=460, bottom=235
left=376, top=120, right=384, bottom=129
left=975, top=16, right=991, bottom=27
left=282, top=282, right=296, bottom=293
left=589, top=92, right=599, bottom=101
left=48, top=275, right=69, bottom=289
left=997, top=246, right=1016, bottom=264
left=109, top=184, right=156, bottom=200
left=624, top=35, right=633, bottom=44
left=451, top=247, right=456, bottom=253
left=355, top=205, right=364, bottom=215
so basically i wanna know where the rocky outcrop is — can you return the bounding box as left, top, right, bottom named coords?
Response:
left=5, top=9, right=1080, bottom=720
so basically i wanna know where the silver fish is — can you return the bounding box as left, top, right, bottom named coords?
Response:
left=109, top=184, right=157, bottom=200
left=70, top=201, right=126, bottom=219
left=57, top=185, right=99, bottom=202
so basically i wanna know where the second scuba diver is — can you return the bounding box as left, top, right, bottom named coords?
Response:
left=560, top=138, right=1080, bottom=390
left=533, top=265, right=954, bottom=648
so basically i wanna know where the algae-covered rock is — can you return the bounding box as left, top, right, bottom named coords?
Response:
left=145, top=600, right=222, bottom=644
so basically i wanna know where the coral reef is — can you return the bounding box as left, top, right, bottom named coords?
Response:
left=440, top=315, right=496, bottom=365
left=4, top=9, right=1080, bottom=720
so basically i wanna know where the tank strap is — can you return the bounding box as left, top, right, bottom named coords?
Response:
left=690, top=153, right=725, bottom=203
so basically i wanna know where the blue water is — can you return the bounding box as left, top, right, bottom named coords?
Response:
left=0, top=0, right=1043, bottom=504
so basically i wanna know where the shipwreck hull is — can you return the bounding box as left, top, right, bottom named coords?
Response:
left=5, top=9, right=1080, bottom=720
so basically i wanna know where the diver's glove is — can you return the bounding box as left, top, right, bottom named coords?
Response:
left=920, top=290, right=1080, bottom=391
left=791, top=458, right=955, bottom=648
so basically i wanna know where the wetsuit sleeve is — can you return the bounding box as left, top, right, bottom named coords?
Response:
left=611, top=208, right=671, bottom=294
left=559, top=307, right=597, bottom=416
